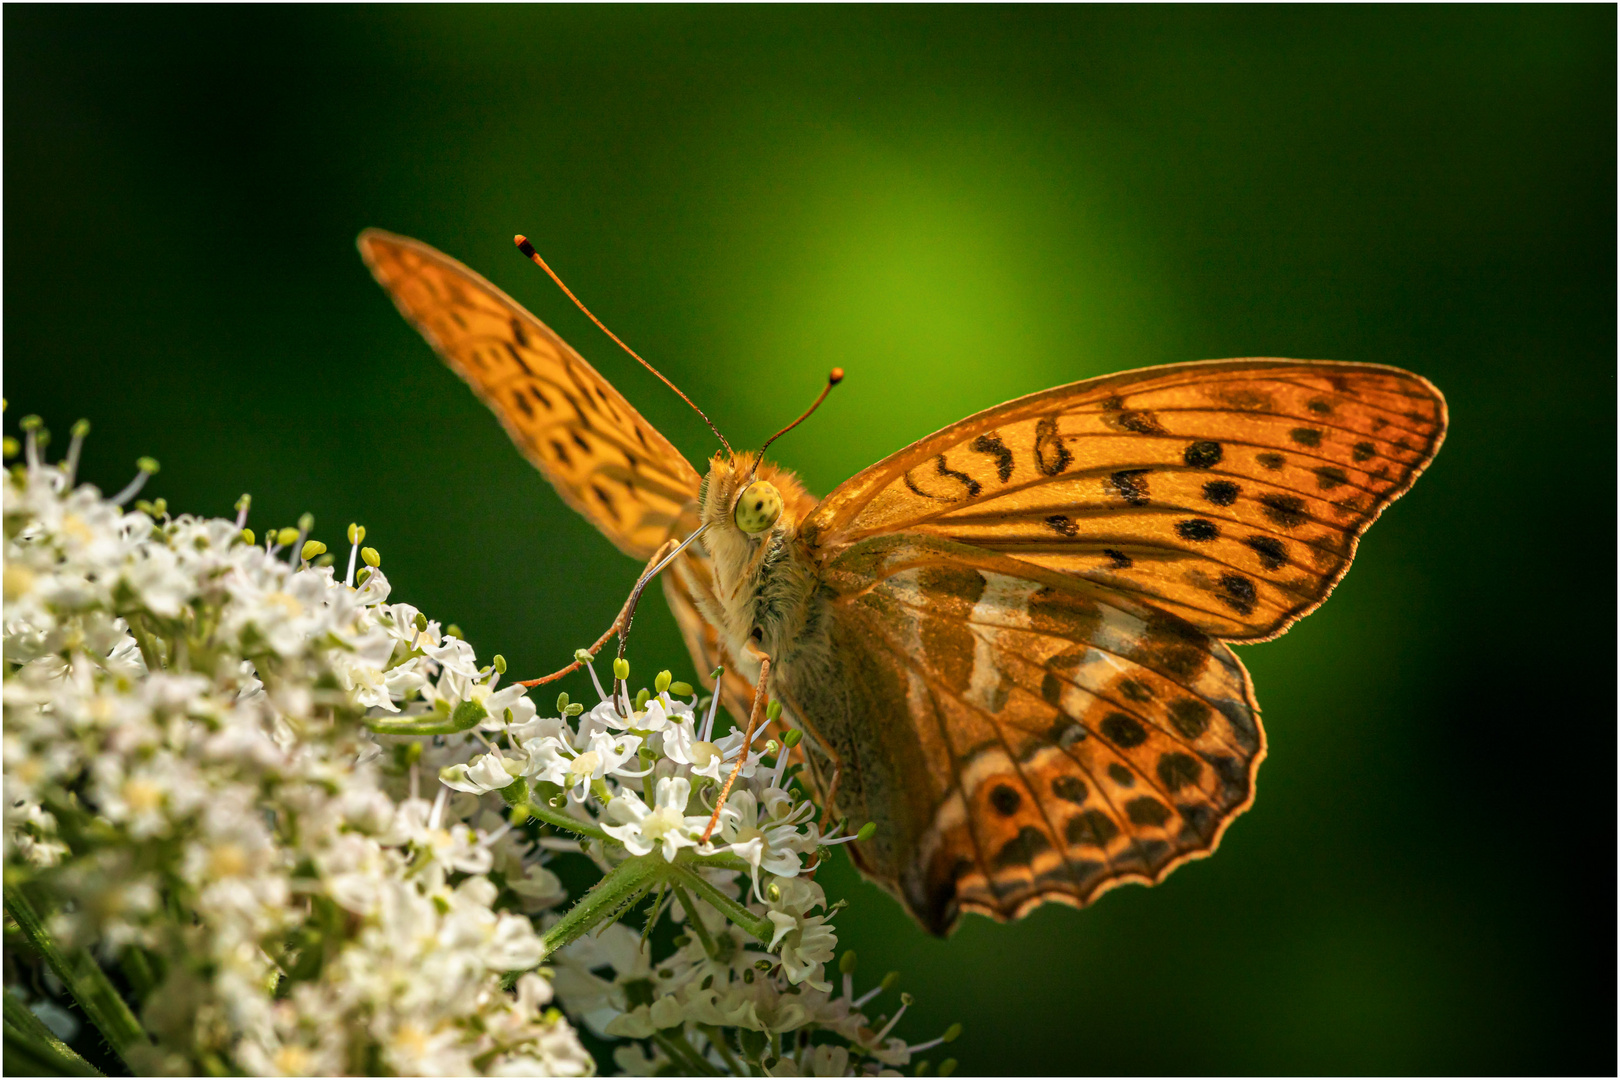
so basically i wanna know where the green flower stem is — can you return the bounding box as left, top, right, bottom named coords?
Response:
left=4, top=885, right=146, bottom=1065
left=3, top=992, right=103, bottom=1076
left=523, top=799, right=610, bottom=843
left=654, top=1028, right=723, bottom=1076
left=697, top=1024, right=746, bottom=1075
left=689, top=850, right=752, bottom=874
left=669, top=884, right=721, bottom=961
left=124, top=612, right=163, bottom=672
left=665, top=863, right=773, bottom=943
left=538, top=855, right=661, bottom=959
left=364, top=698, right=487, bottom=737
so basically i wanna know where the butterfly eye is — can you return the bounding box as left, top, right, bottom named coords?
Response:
left=734, top=480, right=783, bottom=534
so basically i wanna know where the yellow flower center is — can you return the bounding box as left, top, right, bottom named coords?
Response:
left=122, top=777, right=163, bottom=814
left=568, top=751, right=601, bottom=783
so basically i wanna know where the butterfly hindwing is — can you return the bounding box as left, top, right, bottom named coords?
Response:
left=359, top=229, right=702, bottom=559
left=779, top=535, right=1263, bottom=934
left=802, top=359, right=1446, bottom=640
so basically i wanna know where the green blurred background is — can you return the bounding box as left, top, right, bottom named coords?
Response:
left=6, top=6, right=1614, bottom=1074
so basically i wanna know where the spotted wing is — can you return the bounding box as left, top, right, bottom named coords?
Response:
left=775, top=535, right=1263, bottom=935
left=359, top=229, right=702, bottom=559
left=801, top=359, right=1446, bottom=641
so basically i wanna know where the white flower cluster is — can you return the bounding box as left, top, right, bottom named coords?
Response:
left=3, top=424, right=589, bottom=1076
left=2, top=416, right=960, bottom=1077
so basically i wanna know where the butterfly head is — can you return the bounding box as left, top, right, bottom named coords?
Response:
left=698, top=452, right=807, bottom=544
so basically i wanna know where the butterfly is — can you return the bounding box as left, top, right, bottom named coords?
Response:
left=358, top=228, right=1447, bottom=936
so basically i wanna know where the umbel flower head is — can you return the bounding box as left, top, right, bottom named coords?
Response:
left=1, top=412, right=960, bottom=1077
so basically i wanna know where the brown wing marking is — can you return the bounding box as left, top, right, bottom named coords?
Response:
left=802, top=360, right=1446, bottom=641
left=804, top=535, right=1263, bottom=934
left=359, top=229, right=701, bottom=559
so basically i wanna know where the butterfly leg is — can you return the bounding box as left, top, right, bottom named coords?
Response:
left=700, top=647, right=773, bottom=843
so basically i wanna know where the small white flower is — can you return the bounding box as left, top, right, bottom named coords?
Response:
left=602, top=775, right=705, bottom=862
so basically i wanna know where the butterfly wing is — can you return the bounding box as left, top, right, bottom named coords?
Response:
left=359, top=229, right=702, bottom=559
left=775, top=535, right=1262, bottom=934
left=801, top=359, right=1446, bottom=641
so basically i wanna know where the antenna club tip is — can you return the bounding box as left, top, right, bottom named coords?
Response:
left=828, top=368, right=845, bottom=385
left=514, top=235, right=537, bottom=257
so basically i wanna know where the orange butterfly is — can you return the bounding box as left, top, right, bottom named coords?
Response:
left=358, top=229, right=1447, bottom=935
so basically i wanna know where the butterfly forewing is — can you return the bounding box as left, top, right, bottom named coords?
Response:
left=782, top=536, right=1262, bottom=933
left=358, top=229, right=702, bottom=559
left=802, top=360, right=1446, bottom=640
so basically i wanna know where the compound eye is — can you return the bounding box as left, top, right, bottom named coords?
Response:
left=734, top=480, right=783, bottom=534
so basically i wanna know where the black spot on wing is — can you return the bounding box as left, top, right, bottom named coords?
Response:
left=1289, top=427, right=1323, bottom=447
left=1051, top=776, right=1088, bottom=805
left=1202, top=480, right=1239, bottom=506
left=1103, top=549, right=1133, bottom=569
left=1045, top=515, right=1078, bottom=538
left=1352, top=441, right=1376, bottom=462
left=1106, top=763, right=1135, bottom=788
left=1244, top=535, right=1288, bottom=570
left=1167, top=699, right=1211, bottom=739
left=989, top=784, right=1022, bottom=817
left=1106, top=469, right=1151, bottom=506
left=969, top=433, right=1015, bottom=482
left=995, top=825, right=1051, bottom=868
left=1156, top=753, right=1202, bottom=792
left=1100, top=713, right=1147, bottom=748
left=935, top=456, right=981, bottom=497
left=1034, top=417, right=1073, bottom=476
left=1256, top=452, right=1286, bottom=471
left=1175, top=518, right=1219, bottom=542
left=1315, top=466, right=1349, bottom=490
left=1066, top=809, right=1119, bottom=847
left=1125, top=796, right=1171, bottom=827
left=1217, top=573, right=1257, bottom=615
left=1183, top=441, right=1223, bottom=468
left=1259, top=493, right=1309, bottom=529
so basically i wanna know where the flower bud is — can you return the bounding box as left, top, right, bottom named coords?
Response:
left=856, top=821, right=877, bottom=842
left=633, top=687, right=650, bottom=712
left=612, top=658, right=630, bottom=682
left=555, top=692, right=570, bottom=713
left=276, top=527, right=300, bottom=546
left=574, top=648, right=593, bottom=663
left=361, top=546, right=380, bottom=567
left=881, top=971, right=899, bottom=992
left=136, top=456, right=159, bottom=474
left=347, top=522, right=365, bottom=544
left=765, top=700, right=783, bottom=722
left=297, top=512, right=313, bottom=532
left=19, top=415, right=41, bottom=431
left=240, top=529, right=256, bottom=546
left=901, top=992, right=914, bottom=1007
left=445, top=624, right=462, bottom=640
left=234, top=493, right=251, bottom=514
left=414, top=613, right=429, bottom=632
left=493, top=654, right=507, bottom=674
left=71, top=419, right=90, bottom=438
left=654, top=669, right=672, bottom=694
left=839, top=951, right=858, bottom=975
left=943, top=1022, right=962, bottom=1043
left=783, top=728, right=803, bottom=748
left=301, top=540, right=327, bottom=561
left=670, top=680, right=693, bottom=697
left=940, top=1060, right=958, bottom=1076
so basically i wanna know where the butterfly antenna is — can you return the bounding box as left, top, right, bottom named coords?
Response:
left=755, top=368, right=844, bottom=467
left=515, top=235, right=732, bottom=455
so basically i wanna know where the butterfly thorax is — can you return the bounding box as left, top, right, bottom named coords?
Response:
left=695, top=453, right=827, bottom=671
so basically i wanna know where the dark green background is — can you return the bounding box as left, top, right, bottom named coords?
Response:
left=7, top=6, right=1614, bottom=1075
